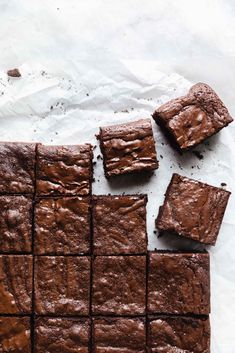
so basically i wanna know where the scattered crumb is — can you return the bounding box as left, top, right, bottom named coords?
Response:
left=160, top=155, right=163, bottom=159
left=93, top=161, right=97, bottom=165
left=161, top=142, right=165, bottom=146
left=1, top=92, right=4, bottom=96
left=193, top=151, right=204, bottom=160
left=93, top=145, right=97, bottom=149
left=7, top=68, right=21, bottom=77
left=50, top=106, right=53, bottom=110
left=97, top=155, right=102, bottom=160
left=121, top=109, right=129, bottom=113
left=86, top=93, right=89, bottom=96
left=153, top=230, right=157, bottom=235
left=221, top=182, right=227, bottom=187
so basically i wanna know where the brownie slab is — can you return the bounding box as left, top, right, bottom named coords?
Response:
left=0, top=142, right=36, bottom=194
left=92, top=256, right=146, bottom=315
left=0, top=196, right=32, bottom=254
left=98, top=118, right=158, bottom=177
left=153, top=83, right=233, bottom=151
left=36, top=144, right=93, bottom=196
left=35, top=197, right=90, bottom=255
left=92, top=317, right=146, bottom=352
left=35, top=256, right=90, bottom=315
left=148, top=252, right=210, bottom=315
left=156, top=173, right=231, bottom=245
left=0, top=255, right=32, bottom=314
left=148, top=316, right=210, bottom=353
left=0, top=316, right=31, bottom=353
left=92, top=195, right=147, bottom=255
left=35, top=317, right=90, bottom=353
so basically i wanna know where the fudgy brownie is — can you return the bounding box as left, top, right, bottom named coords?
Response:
left=92, top=195, right=147, bottom=255
left=148, top=251, right=210, bottom=315
left=92, top=317, right=146, bottom=352
left=36, top=144, right=93, bottom=196
left=148, top=315, right=210, bottom=353
left=152, top=83, right=233, bottom=151
left=0, top=316, right=31, bottom=352
left=0, top=142, right=36, bottom=194
left=0, top=196, right=33, bottom=254
left=0, top=255, right=32, bottom=314
left=35, top=317, right=90, bottom=353
left=98, top=118, right=158, bottom=177
left=156, top=173, right=231, bottom=245
left=34, top=197, right=90, bottom=255
left=34, top=256, right=90, bottom=315
left=92, top=256, right=146, bottom=315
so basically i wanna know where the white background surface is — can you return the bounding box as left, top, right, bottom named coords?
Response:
left=0, top=1, right=235, bottom=351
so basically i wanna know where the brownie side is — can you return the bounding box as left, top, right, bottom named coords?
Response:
left=147, top=251, right=210, bottom=315
left=0, top=142, right=36, bottom=193
left=34, top=197, right=90, bottom=255
left=92, top=194, right=147, bottom=255
left=148, top=315, right=210, bottom=353
left=36, top=144, right=93, bottom=196
left=92, top=317, right=146, bottom=352
left=0, top=255, right=33, bottom=314
left=92, top=256, right=146, bottom=315
left=0, top=316, right=31, bottom=353
left=35, top=317, right=90, bottom=353
left=99, top=118, right=158, bottom=177
left=156, top=173, right=231, bottom=245
left=34, top=256, right=90, bottom=315
left=153, top=83, right=233, bottom=151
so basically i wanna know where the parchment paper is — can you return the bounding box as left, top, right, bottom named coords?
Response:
left=0, top=1, right=235, bottom=351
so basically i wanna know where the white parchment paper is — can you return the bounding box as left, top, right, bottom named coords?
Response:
left=0, top=1, right=235, bottom=351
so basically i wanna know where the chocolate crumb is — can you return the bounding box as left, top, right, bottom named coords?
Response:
left=193, top=151, right=204, bottom=160
left=7, top=68, right=21, bottom=77
left=221, top=182, right=227, bottom=187
left=160, top=155, right=163, bottom=159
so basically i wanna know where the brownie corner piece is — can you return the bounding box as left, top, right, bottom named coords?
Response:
left=153, top=82, right=233, bottom=151
left=98, top=118, right=158, bottom=177
left=0, top=316, right=31, bottom=352
left=36, top=143, right=93, bottom=196
left=0, top=142, right=36, bottom=194
left=147, top=251, right=210, bottom=315
left=156, top=173, right=231, bottom=245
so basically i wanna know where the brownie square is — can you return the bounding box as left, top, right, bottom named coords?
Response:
left=92, top=195, right=147, bottom=255
left=148, top=316, right=210, bottom=353
left=148, top=251, right=210, bottom=315
left=92, top=317, right=146, bottom=352
left=0, top=142, right=36, bottom=194
left=35, top=317, right=90, bottom=353
left=156, top=173, right=231, bottom=245
left=35, top=256, right=90, bottom=315
left=0, top=316, right=31, bottom=352
left=0, top=255, right=32, bottom=314
left=98, top=118, right=158, bottom=177
left=36, top=144, right=93, bottom=196
left=34, top=197, right=90, bottom=255
left=0, top=196, right=32, bottom=254
left=92, top=256, right=146, bottom=315
left=152, top=83, right=233, bottom=151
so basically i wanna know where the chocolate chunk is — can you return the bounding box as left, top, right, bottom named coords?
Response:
left=0, top=317, right=31, bottom=352
left=7, top=68, right=21, bottom=77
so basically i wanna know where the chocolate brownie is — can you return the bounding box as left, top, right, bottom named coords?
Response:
left=35, top=317, right=90, bottom=353
left=34, top=256, right=90, bottom=315
left=152, top=83, right=233, bottom=151
left=147, top=252, right=210, bottom=315
left=0, top=196, right=32, bottom=254
left=156, top=173, right=231, bottom=245
left=0, top=142, right=36, bottom=194
left=92, top=195, right=147, bottom=255
left=92, top=317, right=146, bottom=352
left=0, top=316, right=31, bottom=352
left=98, top=119, right=158, bottom=177
left=0, top=255, right=32, bottom=314
left=34, top=197, right=90, bottom=255
left=92, top=256, right=146, bottom=315
left=36, top=144, right=93, bottom=196
left=148, top=316, right=210, bottom=353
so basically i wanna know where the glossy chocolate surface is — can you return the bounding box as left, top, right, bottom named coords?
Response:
left=92, top=195, right=147, bottom=255
left=92, top=256, right=146, bottom=315
left=93, top=317, right=146, bottom=352
left=148, top=252, right=210, bottom=315
left=99, top=118, right=158, bottom=177
left=0, top=255, right=32, bottom=314
left=148, top=316, right=210, bottom=353
left=153, top=83, right=233, bottom=150
left=36, top=144, right=93, bottom=196
left=0, top=317, right=31, bottom=353
left=35, top=197, right=90, bottom=255
left=156, top=173, right=231, bottom=245
left=35, top=256, right=90, bottom=315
